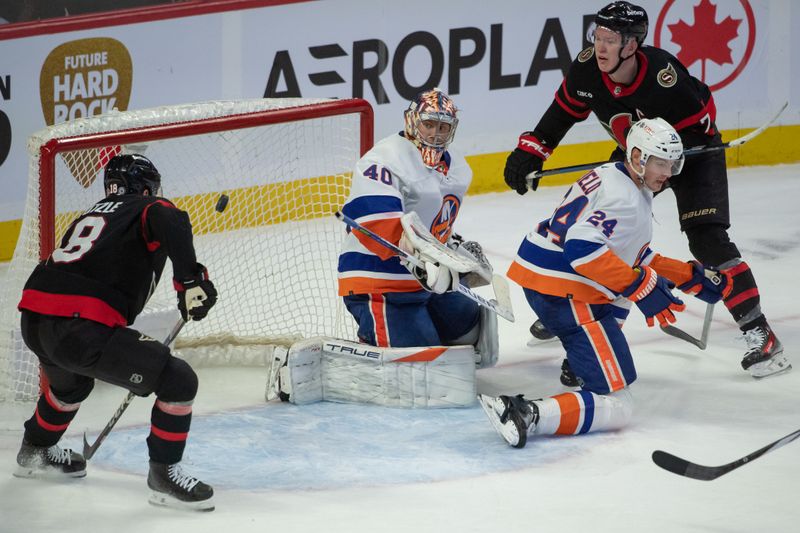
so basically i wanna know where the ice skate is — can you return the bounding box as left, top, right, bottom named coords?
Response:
left=741, top=324, right=790, bottom=378
left=560, top=358, right=580, bottom=387
left=14, top=440, right=86, bottom=479
left=478, top=394, right=539, bottom=448
left=530, top=319, right=555, bottom=340
left=147, top=461, right=215, bottom=512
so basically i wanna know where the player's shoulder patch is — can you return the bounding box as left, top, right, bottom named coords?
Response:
left=577, top=46, right=595, bottom=63
left=657, top=62, right=678, bottom=88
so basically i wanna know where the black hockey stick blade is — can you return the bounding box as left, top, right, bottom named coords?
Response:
left=659, top=303, right=714, bottom=350
left=652, top=427, right=800, bottom=481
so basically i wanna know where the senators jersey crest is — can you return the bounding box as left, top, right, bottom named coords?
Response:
left=578, top=46, right=594, bottom=63
left=657, top=63, right=678, bottom=88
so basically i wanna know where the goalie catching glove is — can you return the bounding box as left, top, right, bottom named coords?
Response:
left=448, top=234, right=492, bottom=288
left=174, top=264, right=218, bottom=321
left=622, top=265, right=686, bottom=327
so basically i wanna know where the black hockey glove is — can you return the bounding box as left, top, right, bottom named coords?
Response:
left=504, top=132, right=552, bottom=195
left=174, top=264, right=218, bottom=321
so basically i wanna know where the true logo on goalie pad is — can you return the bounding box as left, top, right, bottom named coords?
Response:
left=324, top=342, right=380, bottom=359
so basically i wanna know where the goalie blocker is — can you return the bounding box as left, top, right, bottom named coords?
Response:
left=266, top=310, right=497, bottom=408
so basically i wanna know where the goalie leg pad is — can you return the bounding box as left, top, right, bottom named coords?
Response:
left=268, top=337, right=477, bottom=408
left=448, top=305, right=498, bottom=368
left=475, top=305, right=499, bottom=368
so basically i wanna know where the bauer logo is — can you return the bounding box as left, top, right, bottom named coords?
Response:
left=39, top=38, right=132, bottom=188
left=654, top=0, right=756, bottom=92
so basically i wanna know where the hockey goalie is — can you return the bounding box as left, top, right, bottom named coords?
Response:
left=266, top=88, right=508, bottom=408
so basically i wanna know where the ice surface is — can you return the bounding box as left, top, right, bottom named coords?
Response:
left=1, top=163, right=799, bottom=533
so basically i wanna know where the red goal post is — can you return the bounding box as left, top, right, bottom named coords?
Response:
left=0, top=97, right=373, bottom=402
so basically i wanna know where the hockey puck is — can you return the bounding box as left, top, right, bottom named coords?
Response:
left=215, top=194, right=229, bottom=213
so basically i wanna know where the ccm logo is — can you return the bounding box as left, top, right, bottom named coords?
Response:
left=325, top=343, right=380, bottom=359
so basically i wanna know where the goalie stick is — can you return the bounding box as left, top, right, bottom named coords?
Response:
left=652, top=427, right=800, bottom=481
left=526, top=101, right=789, bottom=186
left=82, top=318, right=185, bottom=460
left=335, top=211, right=515, bottom=322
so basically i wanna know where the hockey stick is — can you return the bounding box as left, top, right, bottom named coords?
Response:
left=82, top=318, right=186, bottom=460
left=659, top=302, right=714, bottom=350
left=334, top=211, right=515, bottom=322
left=526, top=101, right=789, bottom=186
left=652, top=427, right=800, bottom=481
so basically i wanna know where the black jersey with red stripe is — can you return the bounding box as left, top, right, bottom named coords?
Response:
left=533, top=45, right=718, bottom=152
left=19, top=194, right=199, bottom=327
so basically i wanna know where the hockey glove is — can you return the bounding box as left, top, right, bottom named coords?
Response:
left=399, top=232, right=458, bottom=294
left=622, top=265, right=686, bottom=327
left=174, top=264, right=218, bottom=321
left=504, top=133, right=552, bottom=194
left=677, top=261, right=729, bottom=304
left=447, top=234, right=492, bottom=287
left=411, top=260, right=458, bottom=294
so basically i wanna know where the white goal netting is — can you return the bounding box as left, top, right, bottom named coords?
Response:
left=0, top=98, right=373, bottom=402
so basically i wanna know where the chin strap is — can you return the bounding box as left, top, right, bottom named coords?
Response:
left=606, top=39, right=637, bottom=77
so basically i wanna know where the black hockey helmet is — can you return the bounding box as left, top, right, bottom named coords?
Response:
left=104, top=154, right=161, bottom=196
left=595, top=1, right=648, bottom=45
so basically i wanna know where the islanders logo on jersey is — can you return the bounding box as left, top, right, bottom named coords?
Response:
left=430, top=194, right=461, bottom=242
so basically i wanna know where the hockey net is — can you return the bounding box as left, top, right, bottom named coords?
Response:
left=0, top=98, right=373, bottom=402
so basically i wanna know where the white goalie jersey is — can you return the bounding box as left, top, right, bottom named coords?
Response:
left=337, top=133, right=472, bottom=296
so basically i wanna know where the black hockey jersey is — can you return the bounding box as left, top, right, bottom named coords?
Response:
left=19, top=194, right=199, bottom=326
left=533, top=46, right=719, bottom=151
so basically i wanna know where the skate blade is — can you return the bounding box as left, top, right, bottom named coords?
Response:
left=749, top=353, right=792, bottom=379
left=13, top=464, right=86, bottom=479
left=526, top=336, right=558, bottom=348
left=477, top=395, right=526, bottom=448
left=149, top=491, right=215, bottom=512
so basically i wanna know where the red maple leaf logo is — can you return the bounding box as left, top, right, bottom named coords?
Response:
left=668, top=0, right=742, bottom=81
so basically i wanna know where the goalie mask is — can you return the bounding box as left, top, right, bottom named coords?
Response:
left=404, top=88, right=459, bottom=169
left=626, top=118, right=684, bottom=188
left=104, top=154, right=162, bottom=196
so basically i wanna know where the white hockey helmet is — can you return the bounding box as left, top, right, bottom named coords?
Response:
left=404, top=88, right=459, bottom=168
left=625, top=117, right=684, bottom=177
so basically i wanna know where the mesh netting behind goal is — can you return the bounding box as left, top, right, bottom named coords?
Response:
left=0, top=98, right=373, bottom=402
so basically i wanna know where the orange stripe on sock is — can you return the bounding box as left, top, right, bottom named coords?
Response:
left=553, top=393, right=581, bottom=435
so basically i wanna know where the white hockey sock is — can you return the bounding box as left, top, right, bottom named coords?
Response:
left=532, top=388, right=633, bottom=436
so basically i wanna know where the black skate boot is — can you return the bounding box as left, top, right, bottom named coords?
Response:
left=560, top=358, right=580, bottom=387
left=741, top=324, right=790, bottom=378
left=530, top=319, right=555, bottom=340
left=478, top=394, right=539, bottom=449
left=14, top=440, right=86, bottom=479
left=147, top=461, right=215, bottom=512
